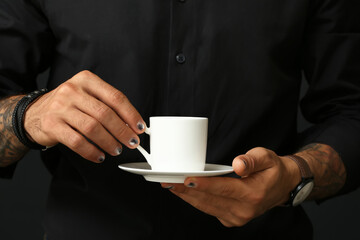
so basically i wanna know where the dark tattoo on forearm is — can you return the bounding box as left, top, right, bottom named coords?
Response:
left=298, top=143, right=346, bottom=200
left=0, top=96, right=29, bottom=167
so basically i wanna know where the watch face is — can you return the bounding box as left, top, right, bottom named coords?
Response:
left=293, top=181, right=314, bottom=206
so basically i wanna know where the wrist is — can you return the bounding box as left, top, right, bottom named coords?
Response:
left=279, top=156, right=302, bottom=204
left=281, top=155, right=314, bottom=206
left=13, top=89, right=48, bottom=150
left=24, top=95, right=44, bottom=142
left=292, top=152, right=315, bottom=177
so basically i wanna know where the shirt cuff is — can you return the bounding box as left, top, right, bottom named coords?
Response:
left=298, top=116, right=360, bottom=196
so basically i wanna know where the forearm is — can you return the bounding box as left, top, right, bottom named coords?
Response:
left=295, top=143, right=346, bottom=200
left=0, top=95, right=29, bottom=167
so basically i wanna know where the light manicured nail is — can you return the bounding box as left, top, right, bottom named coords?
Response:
left=137, top=122, right=145, bottom=131
left=164, top=185, right=174, bottom=189
left=129, top=138, right=138, bottom=146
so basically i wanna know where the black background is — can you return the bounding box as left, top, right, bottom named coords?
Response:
left=0, top=73, right=359, bottom=240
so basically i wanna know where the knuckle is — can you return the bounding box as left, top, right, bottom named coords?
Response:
left=116, top=125, right=129, bottom=139
left=82, top=119, right=99, bottom=134
left=221, top=221, right=234, bottom=228
left=250, top=192, right=265, bottom=205
left=48, top=99, right=64, bottom=111
left=71, top=70, right=94, bottom=84
left=67, top=134, right=83, bottom=149
left=231, top=208, right=242, bottom=219
left=123, top=107, right=136, bottom=118
left=254, top=146, right=267, bottom=154
left=111, top=90, right=127, bottom=104
left=57, top=82, right=77, bottom=96
left=95, top=104, right=111, bottom=121
left=262, top=148, right=275, bottom=159
left=77, top=70, right=93, bottom=79
left=192, top=200, right=205, bottom=211
left=266, top=149, right=277, bottom=158
left=251, top=147, right=275, bottom=160
left=233, top=218, right=247, bottom=227
left=241, top=212, right=255, bottom=224
left=231, top=208, right=255, bottom=225
left=80, top=70, right=92, bottom=75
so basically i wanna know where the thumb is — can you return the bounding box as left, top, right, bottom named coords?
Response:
left=232, top=147, right=276, bottom=177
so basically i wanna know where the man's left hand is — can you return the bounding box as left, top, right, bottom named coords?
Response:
left=161, top=147, right=301, bottom=227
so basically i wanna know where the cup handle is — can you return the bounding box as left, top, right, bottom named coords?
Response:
left=136, top=127, right=152, bottom=166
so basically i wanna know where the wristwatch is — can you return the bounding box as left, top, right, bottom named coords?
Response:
left=285, top=155, right=314, bottom=207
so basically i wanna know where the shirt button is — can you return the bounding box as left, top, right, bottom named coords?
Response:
left=176, top=53, right=186, bottom=64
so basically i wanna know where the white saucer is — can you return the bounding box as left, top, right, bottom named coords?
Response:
left=118, top=162, right=234, bottom=183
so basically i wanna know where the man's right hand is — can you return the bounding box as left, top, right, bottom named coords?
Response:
left=24, top=70, right=146, bottom=163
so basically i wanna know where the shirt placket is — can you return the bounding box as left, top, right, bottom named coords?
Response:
left=166, top=0, right=197, bottom=115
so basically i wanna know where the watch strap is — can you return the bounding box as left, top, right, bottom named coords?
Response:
left=285, top=155, right=313, bottom=179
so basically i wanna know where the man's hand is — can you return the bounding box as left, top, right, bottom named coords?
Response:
left=24, top=70, right=146, bottom=163
left=162, top=143, right=346, bottom=227
left=161, top=147, right=302, bottom=227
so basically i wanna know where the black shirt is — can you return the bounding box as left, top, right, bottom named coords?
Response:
left=1, top=0, right=360, bottom=239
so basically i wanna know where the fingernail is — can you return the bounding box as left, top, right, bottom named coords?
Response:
left=164, top=185, right=174, bottom=189
left=98, top=155, right=105, bottom=163
left=137, top=121, right=145, bottom=131
left=115, top=147, right=122, bottom=155
left=129, top=138, right=138, bottom=146
left=187, top=182, right=197, bottom=188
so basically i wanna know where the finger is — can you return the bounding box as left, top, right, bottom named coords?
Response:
left=164, top=182, right=255, bottom=227
left=233, top=147, right=276, bottom=177
left=161, top=183, right=184, bottom=191
left=74, top=92, right=140, bottom=149
left=169, top=188, right=237, bottom=221
left=52, top=120, right=105, bottom=163
left=179, top=177, right=244, bottom=199
left=72, top=71, right=146, bottom=134
left=62, top=109, right=123, bottom=156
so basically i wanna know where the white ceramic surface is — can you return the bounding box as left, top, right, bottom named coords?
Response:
left=118, top=162, right=234, bottom=183
left=137, top=117, right=208, bottom=172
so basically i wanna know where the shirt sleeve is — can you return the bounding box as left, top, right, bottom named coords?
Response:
left=0, top=0, right=54, bottom=178
left=300, top=0, right=360, bottom=195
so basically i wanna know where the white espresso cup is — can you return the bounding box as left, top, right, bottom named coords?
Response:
left=136, top=116, right=208, bottom=172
